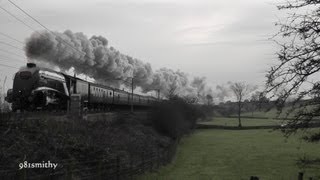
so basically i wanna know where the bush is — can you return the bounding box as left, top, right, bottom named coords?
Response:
left=151, top=96, right=206, bottom=139
left=0, top=113, right=172, bottom=179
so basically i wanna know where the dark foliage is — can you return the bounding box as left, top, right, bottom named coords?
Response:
left=0, top=113, right=172, bottom=179
left=150, top=96, right=208, bottom=139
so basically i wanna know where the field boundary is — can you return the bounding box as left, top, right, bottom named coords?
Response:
left=196, top=124, right=280, bottom=130
left=196, top=123, right=320, bottom=130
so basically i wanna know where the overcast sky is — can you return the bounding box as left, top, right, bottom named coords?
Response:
left=0, top=0, right=283, bottom=91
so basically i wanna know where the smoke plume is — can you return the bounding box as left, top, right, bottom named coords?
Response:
left=25, top=30, right=212, bottom=102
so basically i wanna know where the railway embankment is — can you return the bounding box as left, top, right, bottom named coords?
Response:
left=0, top=112, right=174, bottom=179
left=0, top=97, right=210, bottom=179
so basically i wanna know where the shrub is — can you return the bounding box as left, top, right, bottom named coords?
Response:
left=151, top=96, right=206, bottom=139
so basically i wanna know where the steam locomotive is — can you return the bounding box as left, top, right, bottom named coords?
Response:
left=5, top=63, right=158, bottom=112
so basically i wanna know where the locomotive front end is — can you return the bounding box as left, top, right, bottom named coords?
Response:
left=6, top=63, right=70, bottom=111
left=6, top=63, right=39, bottom=111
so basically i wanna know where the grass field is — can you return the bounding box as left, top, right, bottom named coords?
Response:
left=139, top=128, right=320, bottom=180
left=240, top=109, right=281, bottom=118
left=198, top=117, right=283, bottom=127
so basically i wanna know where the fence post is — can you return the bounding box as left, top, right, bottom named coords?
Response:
left=298, top=172, right=304, bottom=180
left=116, top=156, right=120, bottom=180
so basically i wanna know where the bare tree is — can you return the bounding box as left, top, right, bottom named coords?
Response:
left=267, top=0, right=320, bottom=138
left=229, top=82, right=256, bottom=127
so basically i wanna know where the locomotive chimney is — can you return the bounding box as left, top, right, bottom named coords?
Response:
left=27, top=63, right=36, bottom=68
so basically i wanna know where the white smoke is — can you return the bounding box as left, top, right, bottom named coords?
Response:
left=25, top=30, right=212, bottom=101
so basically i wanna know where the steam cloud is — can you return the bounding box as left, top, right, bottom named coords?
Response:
left=25, top=30, right=212, bottom=102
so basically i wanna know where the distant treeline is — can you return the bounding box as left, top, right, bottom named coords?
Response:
left=214, top=98, right=314, bottom=117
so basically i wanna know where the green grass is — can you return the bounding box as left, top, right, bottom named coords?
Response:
left=199, top=117, right=284, bottom=127
left=139, top=129, right=320, bottom=180
left=240, top=109, right=280, bottom=118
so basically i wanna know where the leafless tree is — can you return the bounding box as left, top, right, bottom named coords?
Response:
left=267, top=0, right=320, bottom=138
left=229, top=82, right=256, bottom=127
